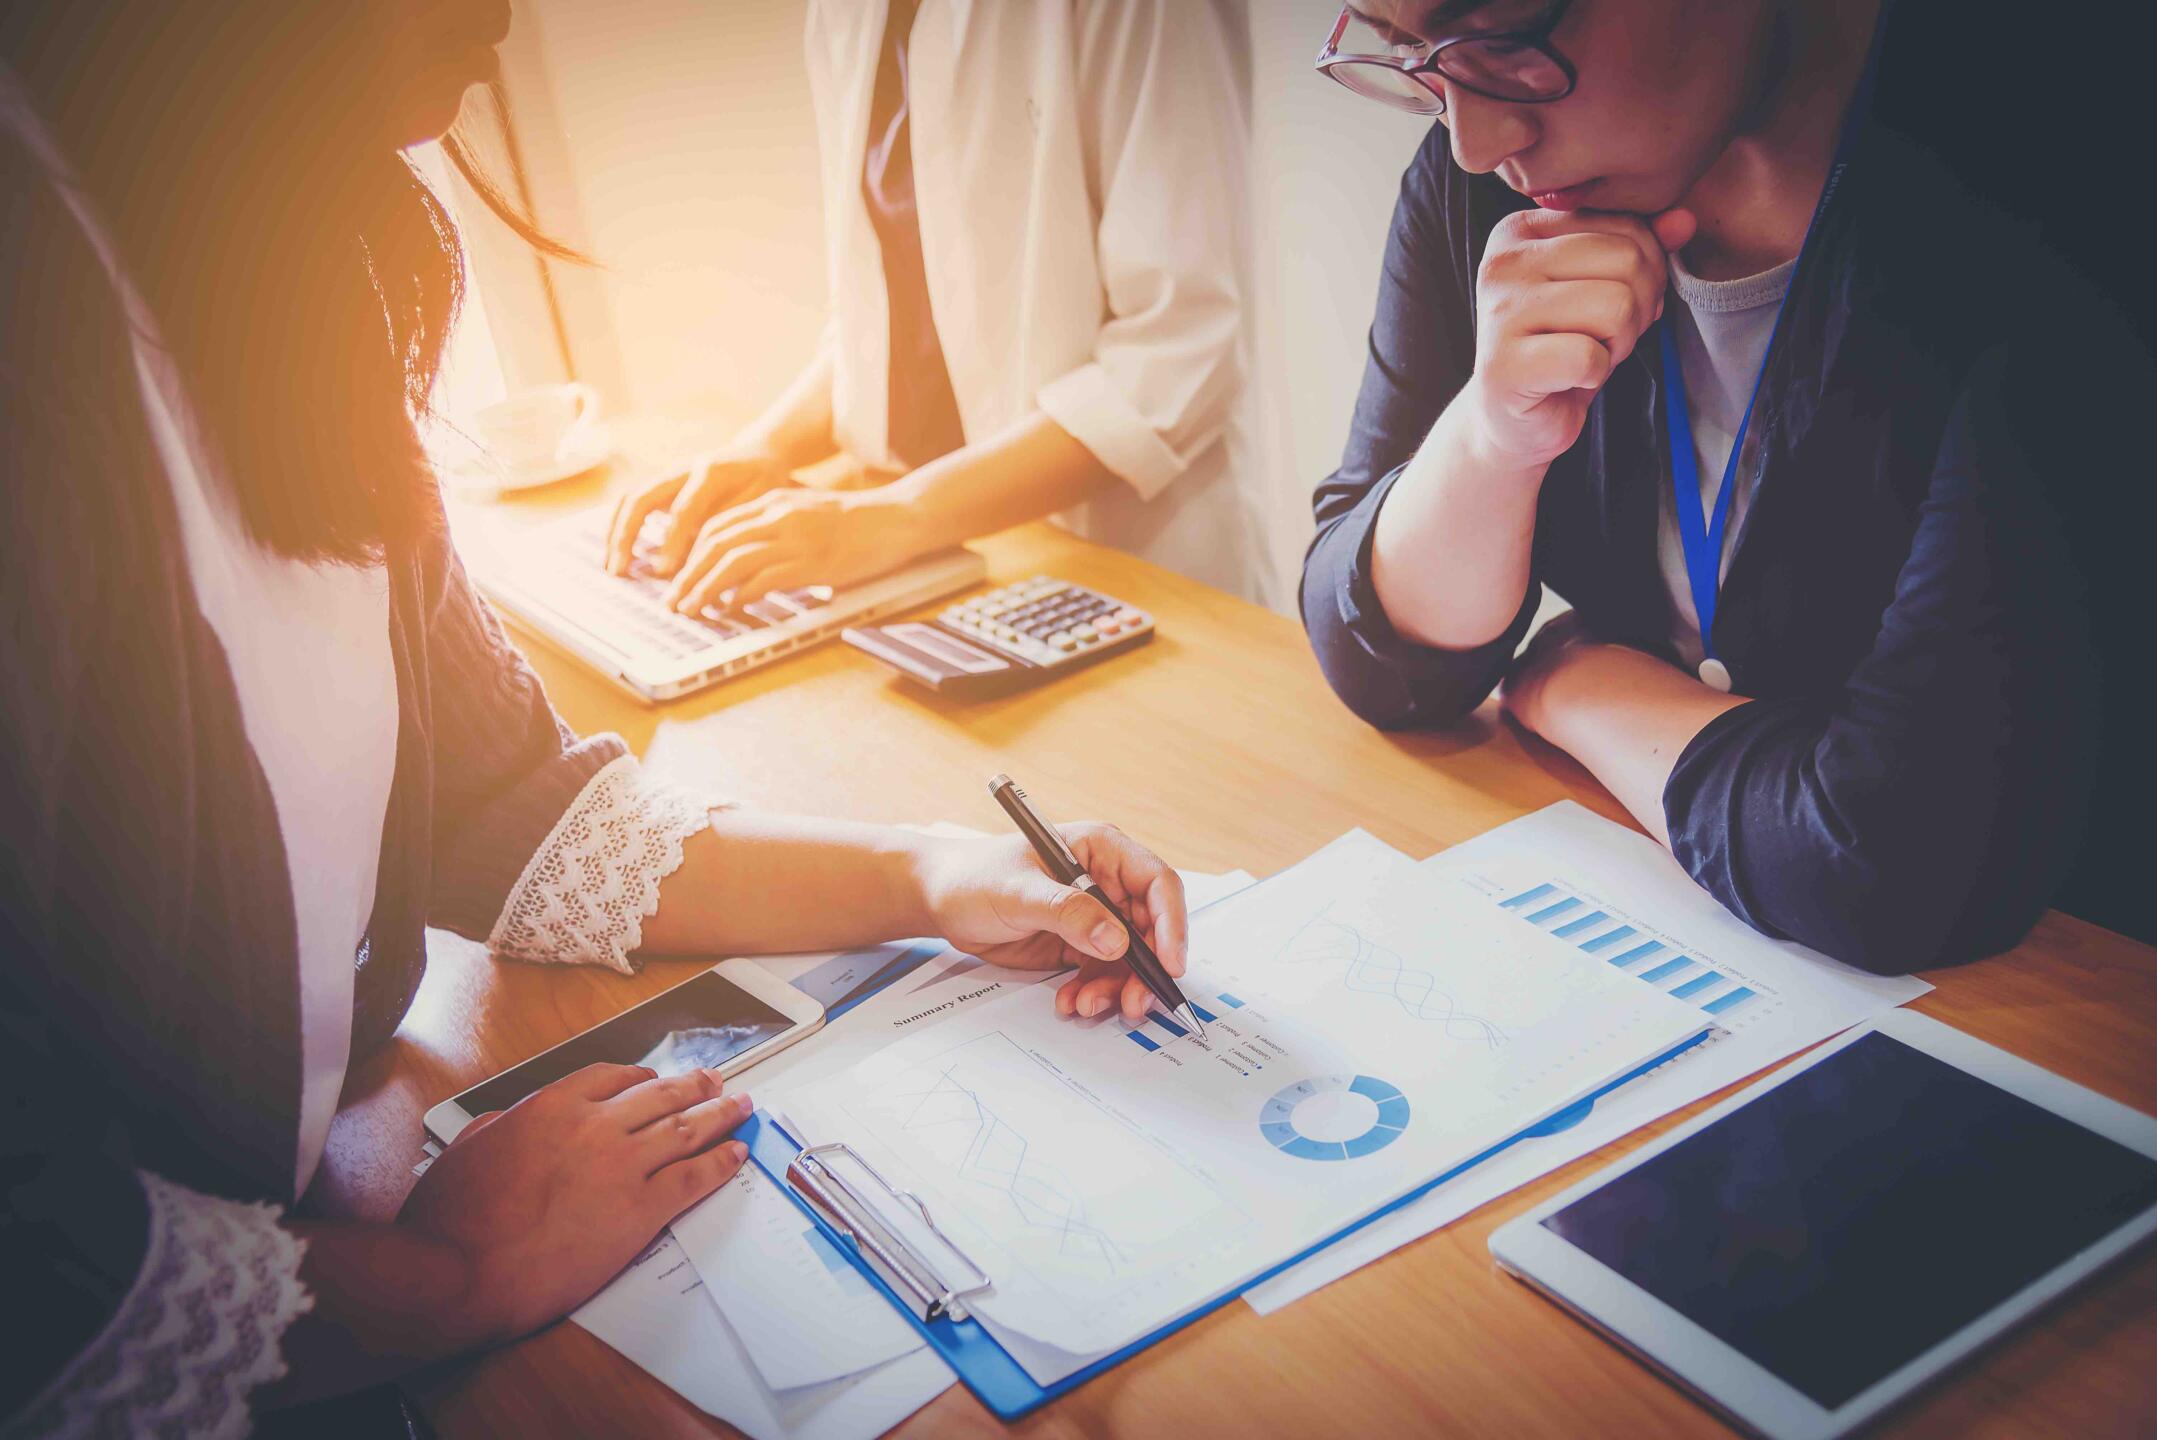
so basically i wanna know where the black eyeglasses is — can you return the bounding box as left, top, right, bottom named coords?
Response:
left=1314, top=2, right=1578, bottom=117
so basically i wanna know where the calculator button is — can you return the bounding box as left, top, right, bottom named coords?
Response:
left=1096, top=619, right=1121, bottom=636
left=1072, top=623, right=1097, bottom=640
left=1116, top=609, right=1145, bottom=626
left=1050, top=632, right=1075, bottom=650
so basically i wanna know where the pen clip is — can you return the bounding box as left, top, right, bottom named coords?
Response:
left=989, top=774, right=1085, bottom=879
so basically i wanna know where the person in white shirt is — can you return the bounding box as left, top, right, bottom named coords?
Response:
left=606, top=0, right=1269, bottom=605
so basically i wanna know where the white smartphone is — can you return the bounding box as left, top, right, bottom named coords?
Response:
left=422, top=958, right=824, bottom=1145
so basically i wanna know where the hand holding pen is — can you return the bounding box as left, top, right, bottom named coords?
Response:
left=989, top=775, right=1203, bottom=1035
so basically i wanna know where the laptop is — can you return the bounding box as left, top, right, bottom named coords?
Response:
left=467, top=505, right=986, bottom=702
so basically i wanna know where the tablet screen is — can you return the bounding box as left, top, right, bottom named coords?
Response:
left=1541, top=1032, right=2157, bottom=1408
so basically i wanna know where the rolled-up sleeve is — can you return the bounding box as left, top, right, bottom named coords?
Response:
left=1040, top=0, right=1248, bottom=501
left=1664, top=344, right=2102, bottom=974
left=1302, top=128, right=1535, bottom=729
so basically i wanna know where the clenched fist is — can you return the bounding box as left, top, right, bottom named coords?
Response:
left=1464, top=206, right=1696, bottom=468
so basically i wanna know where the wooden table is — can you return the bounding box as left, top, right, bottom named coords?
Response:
left=320, top=483, right=2157, bottom=1438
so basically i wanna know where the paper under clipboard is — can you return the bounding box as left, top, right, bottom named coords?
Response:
left=740, top=1026, right=1709, bottom=1419
left=735, top=830, right=1719, bottom=1419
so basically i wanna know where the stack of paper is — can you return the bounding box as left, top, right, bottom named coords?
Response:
left=776, top=830, right=1713, bottom=1385
left=566, top=801, right=1928, bottom=1416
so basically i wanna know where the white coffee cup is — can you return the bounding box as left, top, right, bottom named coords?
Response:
left=472, top=382, right=602, bottom=476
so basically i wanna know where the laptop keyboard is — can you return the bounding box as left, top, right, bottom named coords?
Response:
left=524, top=516, right=834, bottom=662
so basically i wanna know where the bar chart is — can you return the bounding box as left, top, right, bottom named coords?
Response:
left=1494, top=881, right=1771, bottom=1025
left=1122, top=995, right=1230, bottom=1052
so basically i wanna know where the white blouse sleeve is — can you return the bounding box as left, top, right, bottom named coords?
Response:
left=12, top=1171, right=314, bottom=1440
left=1036, top=0, right=1250, bottom=502
left=487, top=754, right=721, bottom=974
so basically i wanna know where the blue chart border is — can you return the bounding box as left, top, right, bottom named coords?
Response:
left=738, top=1026, right=1714, bottom=1420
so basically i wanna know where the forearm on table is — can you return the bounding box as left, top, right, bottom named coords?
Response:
left=635, top=809, right=936, bottom=958
left=1371, top=396, right=1546, bottom=650
left=727, top=347, right=838, bottom=471
left=258, top=1222, right=483, bottom=1408
left=879, top=410, right=1115, bottom=555
left=1532, top=645, right=1748, bottom=846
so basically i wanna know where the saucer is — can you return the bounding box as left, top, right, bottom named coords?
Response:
left=445, top=425, right=613, bottom=495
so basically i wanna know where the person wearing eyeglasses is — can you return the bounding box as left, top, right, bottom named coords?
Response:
left=1300, top=0, right=2149, bottom=971
left=603, top=0, right=1269, bottom=609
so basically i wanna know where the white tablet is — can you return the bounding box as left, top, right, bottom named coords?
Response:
left=423, top=959, right=823, bottom=1145
left=1489, top=1009, right=2157, bottom=1440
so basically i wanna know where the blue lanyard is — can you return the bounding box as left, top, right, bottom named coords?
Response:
left=1658, top=13, right=1888, bottom=665
left=1660, top=318, right=1778, bottom=663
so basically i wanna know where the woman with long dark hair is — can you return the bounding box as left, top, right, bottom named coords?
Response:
left=0, top=4, right=1187, bottom=1433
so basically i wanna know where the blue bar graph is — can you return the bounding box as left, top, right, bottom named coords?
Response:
left=1150, top=1012, right=1189, bottom=1039
left=1217, top=992, right=1246, bottom=1009
left=1490, top=875, right=1774, bottom=1023
left=1127, top=1030, right=1160, bottom=1052
left=1552, top=909, right=1609, bottom=938
left=1704, top=986, right=1756, bottom=1016
left=1190, top=1003, right=1219, bottom=1025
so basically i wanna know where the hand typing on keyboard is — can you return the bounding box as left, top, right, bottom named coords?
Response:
left=660, top=487, right=916, bottom=616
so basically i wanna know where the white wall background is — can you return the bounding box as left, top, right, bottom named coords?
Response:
left=458, top=0, right=1437, bottom=610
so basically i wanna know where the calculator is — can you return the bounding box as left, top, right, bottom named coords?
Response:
left=841, top=575, right=1155, bottom=698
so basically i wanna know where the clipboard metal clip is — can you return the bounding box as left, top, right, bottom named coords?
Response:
left=785, top=1141, right=992, bottom=1323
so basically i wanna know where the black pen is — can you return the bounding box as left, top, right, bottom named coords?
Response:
left=988, top=773, right=1205, bottom=1040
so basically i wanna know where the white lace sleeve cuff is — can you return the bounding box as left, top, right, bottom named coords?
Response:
left=487, top=754, right=720, bottom=973
left=15, top=1171, right=314, bottom=1440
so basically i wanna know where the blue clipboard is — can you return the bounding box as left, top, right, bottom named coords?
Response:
left=734, top=1028, right=1710, bottom=1420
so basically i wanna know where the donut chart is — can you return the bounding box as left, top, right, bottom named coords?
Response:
left=1259, top=1074, right=1411, bottom=1161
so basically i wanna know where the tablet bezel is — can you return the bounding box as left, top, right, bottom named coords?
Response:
left=1488, top=1009, right=2157, bottom=1440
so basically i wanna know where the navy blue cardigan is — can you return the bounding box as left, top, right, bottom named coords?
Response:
left=1301, top=52, right=2148, bottom=973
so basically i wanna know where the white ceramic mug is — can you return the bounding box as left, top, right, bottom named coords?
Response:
left=472, top=381, right=602, bottom=475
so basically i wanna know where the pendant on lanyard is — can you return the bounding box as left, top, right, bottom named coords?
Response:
left=1658, top=11, right=1890, bottom=695
left=1661, top=323, right=1762, bottom=694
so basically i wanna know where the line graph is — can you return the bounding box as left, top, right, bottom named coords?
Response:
left=892, top=1059, right=1126, bottom=1271
left=1276, top=907, right=1509, bottom=1048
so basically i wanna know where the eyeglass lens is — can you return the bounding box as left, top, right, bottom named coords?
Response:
left=1327, top=59, right=1446, bottom=113
left=1437, top=39, right=1568, bottom=100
